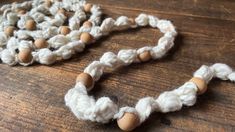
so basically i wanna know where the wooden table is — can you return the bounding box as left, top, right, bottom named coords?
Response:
left=1, top=0, right=235, bottom=131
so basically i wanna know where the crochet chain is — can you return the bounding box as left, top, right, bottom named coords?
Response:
left=0, top=0, right=234, bottom=131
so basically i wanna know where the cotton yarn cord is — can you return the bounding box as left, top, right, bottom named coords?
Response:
left=65, top=62, right=235, bottom=131
left=0, top=0, right=102, bottom=66
left=1, top=1, right=234, bottom=132
left=0, top=0, right=175, bottom=66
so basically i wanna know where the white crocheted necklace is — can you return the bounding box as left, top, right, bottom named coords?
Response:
left=0, top=0, right=103, bottom=66
left=0, top=0, right=235, bottom=132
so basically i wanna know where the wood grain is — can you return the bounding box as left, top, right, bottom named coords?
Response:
left=0, top=0, right=235, bottom=131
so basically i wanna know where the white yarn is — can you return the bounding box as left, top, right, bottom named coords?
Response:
left=6, top=12, right=18, bottom=26
left=33, top=48, right=56, bottom=65
left=84, top=61, right=104, bottom=81
left=0, top=0, right=233, bottom=130
left=66, top=56, right=235, bottom=126
left=31, top=12, right=45, bottom=23
left=90, top=26, right=102, bottom=39
left=67, top=40, right=85, bottom=52
left=67, top=30, right=81, bottom=41
left=194, top=63, right=235, bottom=83
left=135, top=97, right=159, bottom=123
left=100, top=18, right=115, bottom=34
left=65, top=82, right=118, bottom=123
left=157, top=91, right=183, bottom=113
left=117, top=49, right=138, bottom=65
left=18, top=40, right=33, bottom=51
left=0, top=49, right=16, bottom=65
left=17, top=15, right=32, bottom=29
left=0, top=32, right=8, bottom=46
left=15, top=30, right=31, bottom=40
left=137, top=46, right=152, bottom=54
left=194, top=65, right=214, bottom=83
left=228, top=72, right=235, bottom=82
left=6, top=37, right=18, bottom=52
left=100, top=52, right=120, bottom=68
left=0, top=0, right=178, bottom=67
left=148, top=15, right=159, bottom=28
left=89, top=75, right=201, bottom=125
left=135, top=13, right=149, bottom=26
left=210, top=63, right=233, bottom=80
left=115, top=16, right=130, bottom=29
left=64, top=7, right=188, bottom=125
left=48, top=35, right=69, bottom=49
left=157, top=20, right=176, bottom=34
left=173, top=82, right=197, bottom=106
left=55, top=44, right=74, bottom=60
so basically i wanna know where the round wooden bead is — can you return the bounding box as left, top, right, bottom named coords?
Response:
left=34, top=39, right=48, bottom=49
left=83, top=21, right=92, bottom=28
left=76, top=73, right=93, bottom=88
left=18, top=49, right=33, bottom=63
left=80, top=32, right=93, bottom=45
left=84, top=3, right=92, bottom=13
left=117, top=112, right=139, bottom=131
left=45, top=0, right=52, bottom=7
left=4, top=26, right=15, bottom=36
left=17, top=9, right=26, bottom=15
left=59, top=26, right=71, bottom=35
left=129, top=18, right=136, bottom=25
left=189, top=77, right=207, bottom=95
left=26, top=19, right=36, bottom=31
left=138, top=51, right=151, bottom=62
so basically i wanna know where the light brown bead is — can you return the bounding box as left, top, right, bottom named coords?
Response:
left=84, top=3, right=92, bottom=13
left=17, top=9, right=26, bottom=15
left=59, top=26, right=71, bottom=35
left=45, top=0, right=52, bottom=7
left=26, top=19, right=36, bottom=31
left=76, top=73, right=93, bottom=88
left=138, top=51, right=151, bottom=62
left=80, top=32, right=93, bottom=45
left=83, top=21, right=92, bottom=28
left=189, top=77, right=207, bottom=95
left=34, top=39, right=48, bottom=49
left=129, top=18, right=136, bottom=25
left=117, top=112, right=139, bottom=131
left=18, top=49, right=33, bottom=63
left=4, top=26, right=15, bottom=36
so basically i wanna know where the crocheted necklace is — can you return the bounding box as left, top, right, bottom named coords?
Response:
left=0, top=0, right=234, bottom=131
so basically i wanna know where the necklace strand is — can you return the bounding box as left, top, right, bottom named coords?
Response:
left=0, top=0, right=101, bottom=66
left=0, top=0, right=234, bottom=131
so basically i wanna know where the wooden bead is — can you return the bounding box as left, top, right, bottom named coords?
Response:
left=26, top=19, right=36, bottom=31
left=80, top=32, right=93, bottom=45
left=59, top=26, right=71, bottom=35
left=117, top=112, right=139, bottom=131
left=138, top=51, right=151, bottom=62
left=18, top=49, right=33, bottom=63
left=83, top=21, right=92, bottom=28
left=129, top=18, right=136, bottom=25
left=76, top=73, right=93, bottom=88
left=34, top=39, right=48, bottom=49
left=45, top=0, right=52, bottom=7
left=17, top=9, right=26, bottom=15
left=84, top=3, right=92, bottom=13
left=189, top=77, right=207, bottom=95
left=4, top=26, right=15, bottom=36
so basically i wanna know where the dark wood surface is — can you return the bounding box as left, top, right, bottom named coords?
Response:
left=1, top=0, right=235, bottom=131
